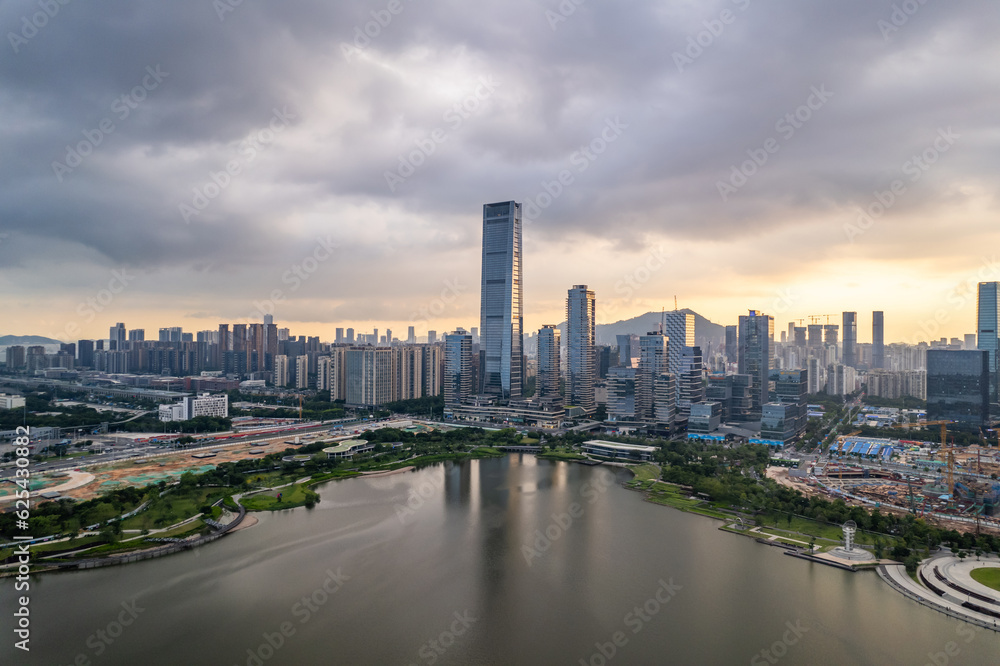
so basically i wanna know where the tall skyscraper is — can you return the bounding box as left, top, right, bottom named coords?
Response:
left=977, top=282, right=1000, bottom=411
left=637, top=332, right=668, bottom=420
left=346, top=328, right=355, bottom=343
left=443, top=330, right=472, bottom=407
left=842, top=312, right=857, bottom=368
left=264, top=314, right=273, bottom=326
left=128, top=328, right=145, bottom=342
left=335, top=327, right=344, bottom=344
left=407, top=326, right=416, bottom=344
left=663, top=311, right=695, bottom=413
left=566, top=285, right=596, bottom=413
left=537, top=325, right=561, bottom=399
left=480, top=201, right=523, bottom=400
left=427, top=330, right=437, bottom=344
left=738, top=310, right=772, bottom=418
left=725, top=325, right=737, bottom=363
left=872, top=311, right=885, bottom=369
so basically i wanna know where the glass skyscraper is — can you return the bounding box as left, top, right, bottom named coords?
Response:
left=977, top=281, right=999, bottom=412
left=737, top=310, right=772, bottom=419
left=926, top=349, right=989, bottom=430
left=537, top=324, right=561, bottom=399
left=566, top=285, right=596, bottom=414
left=480, top=201, right=523, bottom=400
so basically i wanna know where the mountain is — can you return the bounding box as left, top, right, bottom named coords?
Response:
left=594, top=309, right=725, bottom=347
left=0, top=335, right=64, bottom=346
left=533, top=309, right=725, bottom=353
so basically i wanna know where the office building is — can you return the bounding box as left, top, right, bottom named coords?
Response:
left=444, top=331, right=473, bottom=407
left=807, top=324, right=823, bottom=349
left=637, top=332, right=668, bottom=420
left=537, top=325, right=561, bottom=399
left=977, top=282, right=1000, bottom=412
left=688, top=402, right=721, bottom=434
left=479, top=200, right=523, bottom=400
left=663, top=311, right=695, bottom=412
left=725, top=325, right=738, bottom=363
left=566, top=285, right=596, bottom=414
left=606, top=366, right=636, bottom=421
left=737, top=310, right=772, bottom=419
left=926, top=349, right=989, bottom=430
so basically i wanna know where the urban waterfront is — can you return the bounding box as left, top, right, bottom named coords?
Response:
left=4, top=456, right=999, bottom=666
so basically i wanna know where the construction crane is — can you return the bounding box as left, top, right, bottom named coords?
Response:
left=892, top=420, right=955, bottom=497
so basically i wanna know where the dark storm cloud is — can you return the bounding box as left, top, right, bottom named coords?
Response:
left=1, top=0, right=998, bottom=333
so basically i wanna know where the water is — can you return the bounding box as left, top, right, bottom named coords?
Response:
left=4, top=455, right=999, bottom=665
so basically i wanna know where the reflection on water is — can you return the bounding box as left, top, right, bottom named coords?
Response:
left=3, top=455, right=999, bottom=666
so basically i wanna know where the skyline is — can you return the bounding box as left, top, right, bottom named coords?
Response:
left=3, top=2, right=1000, bottom=346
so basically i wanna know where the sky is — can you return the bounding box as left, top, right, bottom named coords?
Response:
left=2, top=0, right=998, bottom=346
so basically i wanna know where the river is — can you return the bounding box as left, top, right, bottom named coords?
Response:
left=3, top=455, right=999, bottom=665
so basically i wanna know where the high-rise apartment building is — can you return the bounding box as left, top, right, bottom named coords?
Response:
left=872, top=311, right=885, bottom=370
left=842, top=312, right=857, bottom=368
left=537, top=325, right=561, bottom=399
left=110, top=323, right=126, bottom=350
left=566, top=285, right=596, bottom=414
left=480, top=201, right=523, bottom=399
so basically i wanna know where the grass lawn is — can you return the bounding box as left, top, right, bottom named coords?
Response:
left=241, top=484, right=318, bottom=511
left=520, top=437, right=540, bottom=445
left=628, top=464, right=660, bottom=483
left=536, top=447, right=588, bottom=461
left=122, top=487, right=228, bottom=531
left=970, top=567, right=1000, bottom=592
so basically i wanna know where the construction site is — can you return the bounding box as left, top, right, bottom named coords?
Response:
left=778, top=421, right=1000, bottom=535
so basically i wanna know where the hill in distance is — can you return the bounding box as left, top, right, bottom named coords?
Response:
left=0, top=335, right=64, bottom=346
left=541, top=309, right=725, bottom=350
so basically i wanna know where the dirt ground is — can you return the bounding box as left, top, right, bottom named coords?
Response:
left=55, top=435, right=322, bottom=501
